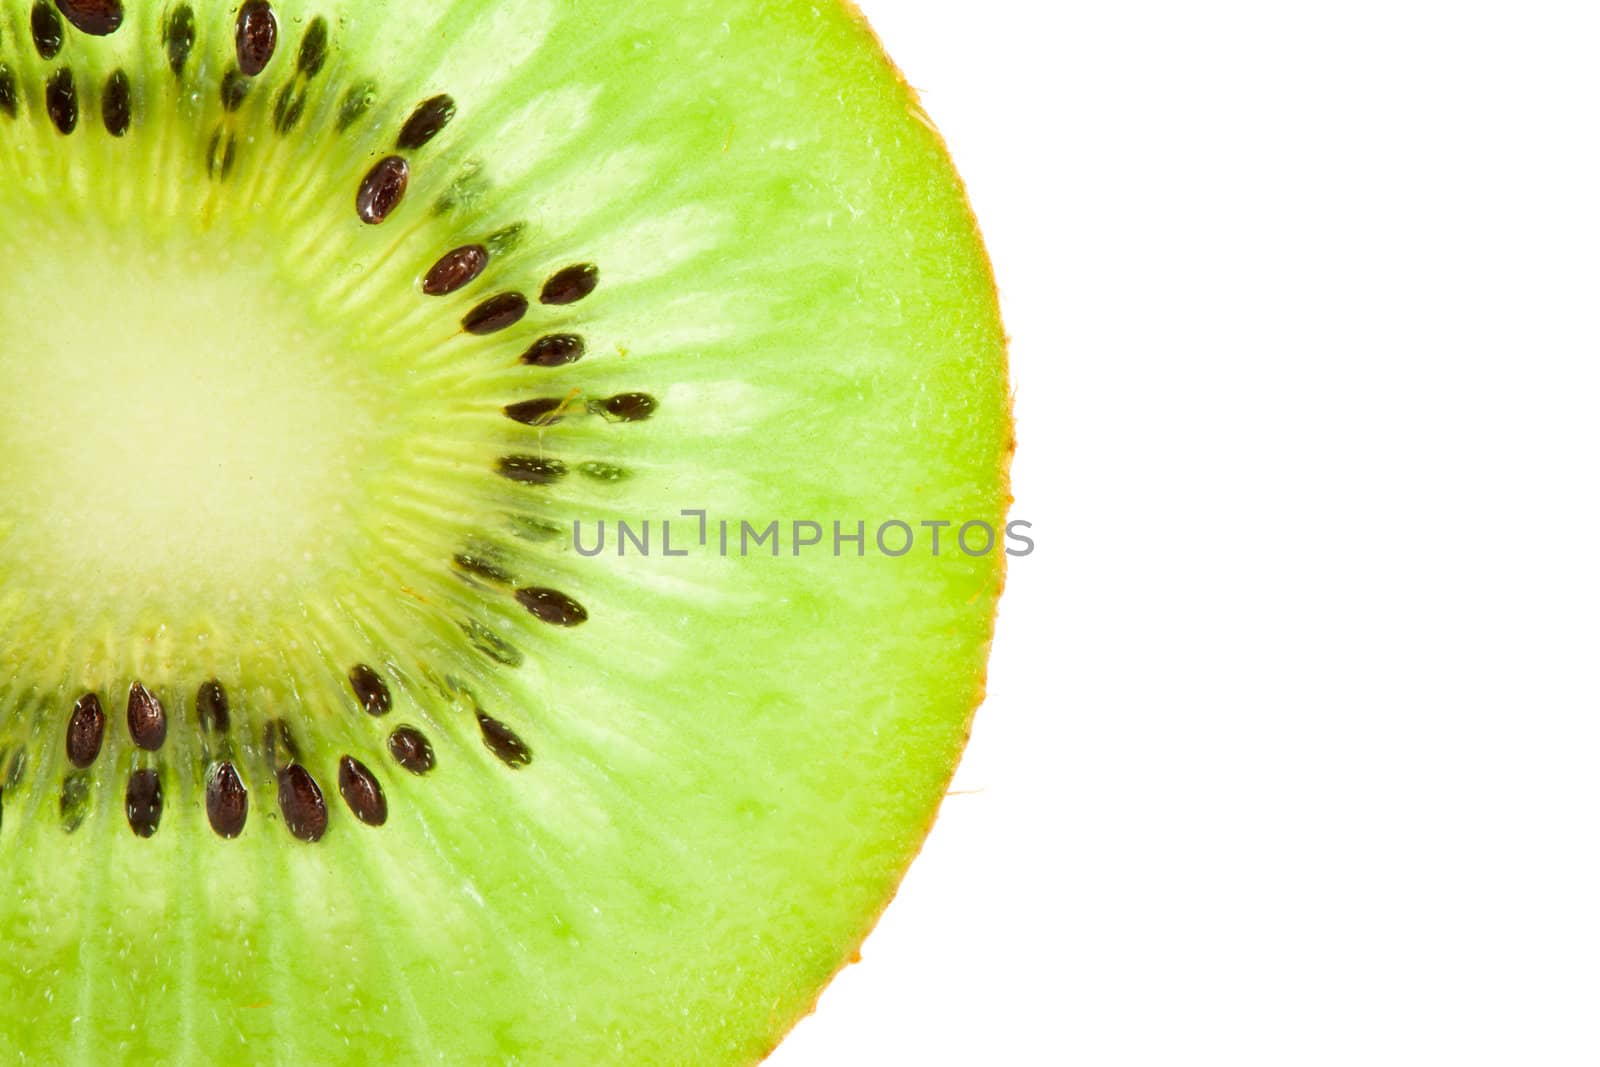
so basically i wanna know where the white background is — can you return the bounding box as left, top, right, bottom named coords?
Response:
left=776, top=2, right=1600, bottom=1064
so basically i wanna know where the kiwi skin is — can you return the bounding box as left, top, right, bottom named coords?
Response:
left=0, top=0, right=1010, bottom=1063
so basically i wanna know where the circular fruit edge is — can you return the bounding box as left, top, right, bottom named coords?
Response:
left=756, top=3, right=1017, bottom=1061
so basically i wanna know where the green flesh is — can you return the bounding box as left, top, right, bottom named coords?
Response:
left=0, top=0, right=1009, bottom=1062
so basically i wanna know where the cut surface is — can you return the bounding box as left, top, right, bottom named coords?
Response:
left=0, top=1, right=1010, bottom=1064
left=0, top=216, right=379, bottom=597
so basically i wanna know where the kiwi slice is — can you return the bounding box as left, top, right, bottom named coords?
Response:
left=0, top=0, right=1009, bottom=1062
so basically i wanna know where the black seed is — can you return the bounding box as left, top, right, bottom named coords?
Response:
left=461, top=619, right=524, bottom=668
left=578, top=461, right=627, bottom=483
left=348, top=664, right=392, bottom=717
left=56, top=0, right=122, bottom=36
left=31, top=2, right=62, bottom=59
left=540, top=264, right=599, bottom=306
left=125, top=769, right=162, bottom=837
left=477, top=712, right=531, bottom=767
left=277, top=764, right=327, bottom=842
left=126, top=682, right=166, bottom=751
left=207, top=761, right=248, bottom=838
left=514, top=587, right=589, bottom=627
left=462, top=292, right=528, bottom=335
left=60, top=772, right=91, bottom=833
left=338, top=756, right=387, bottom=826
left=296, top=16, right=328, bottom=77
left=220, top=67, right=250, bottom=112
left=387, top=727, right=435, bottom=775
left=484, top=222, right=525, bottom=256
left=164, top=5, right=195, bottom=77
left=276, top=767, right=326, bottom=844
left=497, top=455, right=566, bottom=485
left=422, top=245, right=488, bottom=296
left=522, top=334, right=585, bottom=367
left=197, top=680, right=230, bottom=734
left=0, top=67, right=16, bottom=117
left=356, top=155, right=409, bottom=225
left=5, top=750, right=25, bottom=789
left=509, top=515, right=565, bottom=543
left=66, top=693, right=105, bottom=768
left=336, top=80, right=375, bottom=131
left=207, top=129, right=237, bottom=179
left=263, top=718, right=299, bottom=767
left=45, top=68, right=76, bottom=134
left=101, top=69, right=130, bottom=136
left=504, top=398, right=567, bottom=426
left=453, top=553, right=511, bottom=585
left=596, top=393, right=658, bottom=423
left=272, top=84, right=307, bottom=133
left=431, top=160, right=485, bottom=217
left=396, top=93, right=455, bottom=151
left=235, top=0, right=277, bottom=77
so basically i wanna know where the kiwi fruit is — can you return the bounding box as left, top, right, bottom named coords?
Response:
left=0, top=0, right=1010, bottom=1062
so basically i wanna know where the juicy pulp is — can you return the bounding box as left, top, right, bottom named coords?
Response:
left=0, top=1, right=1011, bottom=1063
